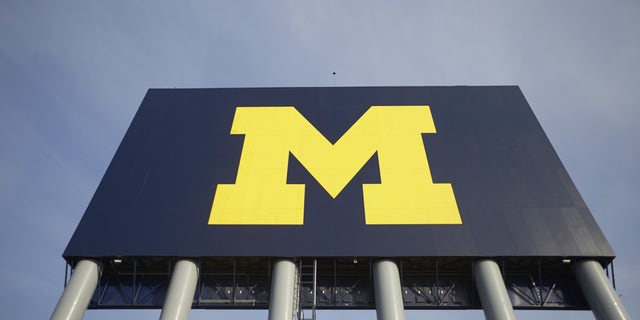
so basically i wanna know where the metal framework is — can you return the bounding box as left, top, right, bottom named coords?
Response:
left=61, top=256, right=597, bottom=311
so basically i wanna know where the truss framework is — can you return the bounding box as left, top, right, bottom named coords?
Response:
left=75, top=256, right=599, bottom=310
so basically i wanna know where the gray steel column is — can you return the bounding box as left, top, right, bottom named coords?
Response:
left=473, top=259, right=516, bottom=320
left=373, top=259, right=405, bottom=320
left=160, top=259, right=199, bottom=320
left=575, top=260, right=630, bottom=320
left=51, top=259, right=100, bottom=320
left=268, top=259, right=297, bottom=320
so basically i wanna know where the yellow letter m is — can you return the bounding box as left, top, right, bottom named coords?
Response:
left=209, top=106, right=461, bottom=225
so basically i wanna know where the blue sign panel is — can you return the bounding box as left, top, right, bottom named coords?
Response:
left=64, top=86, right=614, bottom=259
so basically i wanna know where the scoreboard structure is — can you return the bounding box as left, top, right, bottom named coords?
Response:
left=52, top=87, right=628, bottom=320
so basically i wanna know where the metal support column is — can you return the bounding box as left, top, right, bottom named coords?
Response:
left=373, top=259, right=405, bottom=320
left=269, top=259, right=297, bottom=320
left=473, top=259, right=516, bottom=320
left=51, top=259, right=100, bottom=320
left=575, top=260, right=630, bottom=320
left=160, top=259, right=199, bottom=320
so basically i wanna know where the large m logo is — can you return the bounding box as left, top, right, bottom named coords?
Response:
left=209, top=106, right=461, bottom=225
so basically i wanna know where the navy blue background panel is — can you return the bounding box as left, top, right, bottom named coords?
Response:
left=63, top=86, right=614, bottom=259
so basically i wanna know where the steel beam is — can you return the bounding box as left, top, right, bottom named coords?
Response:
left=473, top=259, right=516, bottom=320
left=51, top=259, right=100, bottom=320
left=160, top=259, right=199, bottom=320
left=268, top=259, right=297, bottom=320
left=575, top=260, right=630, bottom=320
left=373, top=259, right=405, bottom=320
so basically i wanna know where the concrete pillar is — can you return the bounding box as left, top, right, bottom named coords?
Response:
left=50, top=259, right=100, bottom=320
left=575, top=260, right=630, bottom=320
left=473, top=259, right=516, bottom=320
left=373, top=259, right=405, bottom=320
left=268, top=259, right=297, bottom=320
left=159, top=259, right=199, bottom=320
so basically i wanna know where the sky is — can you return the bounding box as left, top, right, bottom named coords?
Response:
left=1, top=1, right=638, bottom=319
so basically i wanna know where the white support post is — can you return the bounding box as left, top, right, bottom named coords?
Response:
left=373, top=259, right=405, bottom=320
left=268, top=259, right=297, bottom=320
left=160, top=259, right=199, bottom=320
left=473, top=259, right=516, bottom=320
left=50, top=259, right=100, bottom=320
left=575, top=260, right=630, bottom=320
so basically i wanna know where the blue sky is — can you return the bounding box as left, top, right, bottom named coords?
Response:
left=1, top=1, right=638, bottom=319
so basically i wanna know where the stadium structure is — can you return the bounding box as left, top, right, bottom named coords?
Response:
left=52, top=87, right=629, bottom=320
